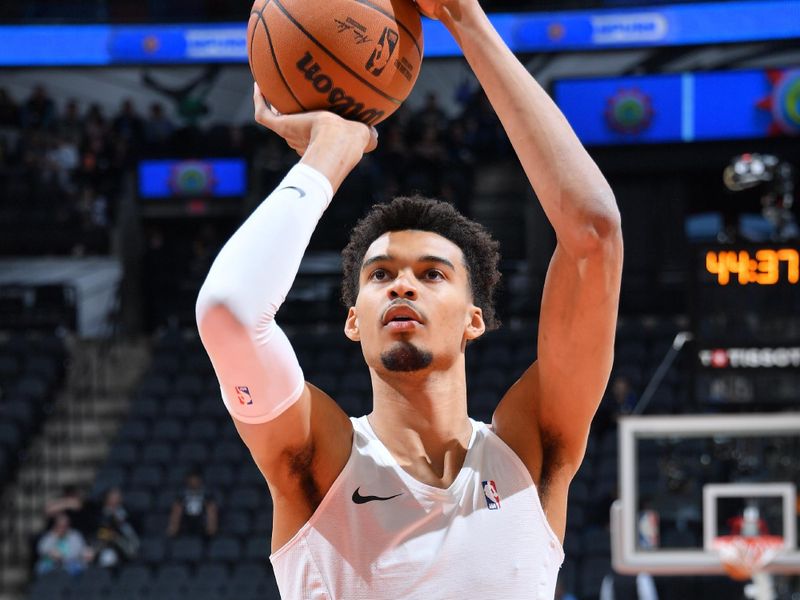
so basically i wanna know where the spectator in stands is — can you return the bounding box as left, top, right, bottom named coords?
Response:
left=43, top=485, right=97, bottom=537
left=43, top=134, right=79, bottom=194
left=143, top=102, right=174, bottom=146
left=112, top=98, right=144, bottom=146
left=34, top=513, right=93, bottom=576
left=408, top=92, right=448, bottom=140
left=20, top=85, right=55, bottom=131
left=555, top=580, right=578, bottom=600
left=90, top=487, right=140, bottom=568
left=167, top=470, right=218, bottom=539
left=0, top=87, right=19, bottom=127
left=611, top=375, right=638, bottom=415
left=600, top=572, right=659, bottom=600
left=58, top=99, right=83, bottom=141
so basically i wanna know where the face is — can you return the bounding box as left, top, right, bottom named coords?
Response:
left=345, top=230, right=485, bottom=374
left=54, top=514, right=70, bottom=535
left=106, top=488, right=122, bottom=507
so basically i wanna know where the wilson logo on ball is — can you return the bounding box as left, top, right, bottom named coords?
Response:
left=296, top=52, right=385, bottom=125
left=366, top=27, right=399, bottom=77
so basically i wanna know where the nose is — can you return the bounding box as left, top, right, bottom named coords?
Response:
left=388, top=270, right=417, bottom=300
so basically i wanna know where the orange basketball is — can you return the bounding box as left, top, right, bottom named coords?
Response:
left=247, top=0, right=424, bottom=126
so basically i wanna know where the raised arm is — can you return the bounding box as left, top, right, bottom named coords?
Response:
left=420, top=0, right=622, bottom=523
left=195, top=86, right=376, bottom=535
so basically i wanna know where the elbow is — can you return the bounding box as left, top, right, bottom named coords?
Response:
left=572, top=193, right=623, bottom=257
left=195, top=281, right=242, bottom=335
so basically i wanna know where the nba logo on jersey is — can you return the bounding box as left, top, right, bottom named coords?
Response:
left=235, top=386, right=253, bottom=406
left=482, top=480, right=501, bottom=510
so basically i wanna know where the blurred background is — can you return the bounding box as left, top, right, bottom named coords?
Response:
left=0, top=0, right=798, bottom=599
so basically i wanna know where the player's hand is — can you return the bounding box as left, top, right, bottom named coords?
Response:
left=253, top=82, right=378, bottom=157
left=412, top=0, right=464, bottom=21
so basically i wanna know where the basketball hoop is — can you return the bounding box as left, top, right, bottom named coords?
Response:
left=712, top=535, right=784, bottom=582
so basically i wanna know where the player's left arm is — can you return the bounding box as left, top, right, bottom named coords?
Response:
left=423, top=0, right=623, bottom=501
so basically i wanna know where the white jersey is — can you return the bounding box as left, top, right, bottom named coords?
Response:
left=270, top=415, right=564, bottom=599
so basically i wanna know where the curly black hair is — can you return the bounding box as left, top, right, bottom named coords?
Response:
left=341, top=195, right=502, bottom=331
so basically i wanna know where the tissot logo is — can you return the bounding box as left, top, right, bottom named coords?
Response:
left=699, top=347, right=800, bottom=369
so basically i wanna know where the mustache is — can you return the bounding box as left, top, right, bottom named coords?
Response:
left=381, top=298, right=427, bottom=323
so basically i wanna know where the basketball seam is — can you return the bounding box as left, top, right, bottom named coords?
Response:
left=258, top=6, right=308, bottom=113
left=352, top=0, right=422, bottom=58
left=271, top=0, right=402, bottom=106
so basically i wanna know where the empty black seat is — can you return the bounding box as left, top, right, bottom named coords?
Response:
left=244, top=536, right=269, bottom=562
left=129, top=396, right=160, bottom=419
left=116, top=564, right=153, bottom=595
left=174, top=374, right=204, bottom=396
left=205, top=463, right=235, bottom=488
left=186, top=418, right=218, bottom=441
left=107, top=442, right=139, bottom=467
left=139, top=373, right=170, bottom=397
left=170, top=536, right=205, bottom=563
left=164, top=395, right=195, bottom=419
left=123, top=489, right=153, bottom=514
left=177, top=441, right=208, bottom=464
left=578, top=555, right=612, bottom=599
left=0, top=421, right=21, bottom=451
left=228, top=486, right=262, bottom=512
left=140, top=441, right=173, bottom=464
left=129, top=464, right=164, bottom=488
left=582, top=528, right=611, bottom=558
left=220, top=510, right=252, bottom=537
left=139, top=536, right=167, bottom=566
left=117, top=419, right=149, bottom=443
left=208, top=536, right=242, bottom=563
left=152, top=419, right=183, bottom=442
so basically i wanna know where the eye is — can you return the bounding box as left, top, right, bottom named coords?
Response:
left=369, top=268, right=389, bottom=281
left=425, top=269, right=444, bottom=281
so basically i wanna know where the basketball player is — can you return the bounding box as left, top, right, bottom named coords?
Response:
left=196, top=0, right=623, bottom=597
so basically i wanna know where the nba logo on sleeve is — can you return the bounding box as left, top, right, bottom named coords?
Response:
left=235, top=386, right=253, bottom=406
left=482, top=480, right=501, bottom=510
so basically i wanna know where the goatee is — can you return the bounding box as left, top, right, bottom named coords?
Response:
left=380, top=341, right=433, bottom=372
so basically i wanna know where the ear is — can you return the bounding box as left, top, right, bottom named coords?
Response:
left=465, top=305, right=485, bottom=341
left=344, top=307, right=361, bottom=342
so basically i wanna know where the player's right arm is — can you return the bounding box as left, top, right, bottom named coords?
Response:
left=195, top=85, right=376, bottom=542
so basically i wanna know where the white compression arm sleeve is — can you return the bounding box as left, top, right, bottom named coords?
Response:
left=195, top=163, right=333, bottom=424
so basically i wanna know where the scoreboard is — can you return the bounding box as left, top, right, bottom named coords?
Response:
left=691, top=245, right=800, bottom=406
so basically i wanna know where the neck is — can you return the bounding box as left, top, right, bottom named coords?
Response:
left=367, top=357, right=472, bottom=482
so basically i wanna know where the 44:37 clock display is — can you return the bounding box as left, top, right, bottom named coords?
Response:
left=706, top=249, right=800, bottom=286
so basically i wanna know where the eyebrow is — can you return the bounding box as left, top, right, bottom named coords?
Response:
left=360, top=254, right=457, bottom=271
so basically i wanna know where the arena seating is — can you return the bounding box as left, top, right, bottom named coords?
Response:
left=23, top=315, right=692, bottom=600
left=0, top=332, right=66, bottom=494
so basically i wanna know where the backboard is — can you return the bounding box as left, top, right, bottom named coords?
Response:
left=611, top=413, right=800, bottom=576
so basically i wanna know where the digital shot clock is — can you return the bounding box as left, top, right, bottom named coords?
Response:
left=705, top=248, right=799, bottom=286
left=691, top=244, right=800, bottom=407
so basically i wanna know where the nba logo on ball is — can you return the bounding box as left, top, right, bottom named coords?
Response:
left=482, top=480, right=501, bottom=510
left=366, top=27, right=399, bottom=76
left=235, top=386, right=254, bottom=406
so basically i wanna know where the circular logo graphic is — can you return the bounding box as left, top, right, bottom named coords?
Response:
left=169, top=161, right=216, bottom=197
left=605, top=88, right=654, bottom=135
left=142, top=35, right=161, bottom=55
left=547, top=22, right=566, bottom=42
left=772, top=69, right=800, bottom=135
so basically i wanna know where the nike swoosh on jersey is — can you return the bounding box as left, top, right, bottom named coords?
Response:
left=351, top=487, right=403, bottom=504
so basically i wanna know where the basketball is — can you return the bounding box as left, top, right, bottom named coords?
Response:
left=247, top=0, right=424, bottom=126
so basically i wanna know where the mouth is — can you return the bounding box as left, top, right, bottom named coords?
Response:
left=382, top=305, right=424, bottom=330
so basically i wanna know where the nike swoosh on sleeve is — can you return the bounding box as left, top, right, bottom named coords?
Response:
left=279, top=186, right=306, bottom=198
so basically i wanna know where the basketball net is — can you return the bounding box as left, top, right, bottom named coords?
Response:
left=712, top=535, right=784, bottom=600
